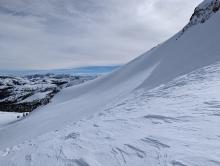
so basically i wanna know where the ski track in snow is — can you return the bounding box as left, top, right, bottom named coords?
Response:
left=1, top=62, right=220, bottom=166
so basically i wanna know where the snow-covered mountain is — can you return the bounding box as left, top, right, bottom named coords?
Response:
left=0, top=0, right=220, bottom=165
left=0, top=74, right=96, bottom=112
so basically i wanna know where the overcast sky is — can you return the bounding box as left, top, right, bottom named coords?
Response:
left=0, top=0, right=202, bottom=70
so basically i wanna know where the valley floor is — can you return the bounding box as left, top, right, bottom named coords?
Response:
left=1, top=62, right=220, bottom=166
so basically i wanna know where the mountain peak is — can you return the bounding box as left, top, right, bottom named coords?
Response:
left=191, top=0, right=220, bottom=23
left=178, top=0, right=220, bottom=38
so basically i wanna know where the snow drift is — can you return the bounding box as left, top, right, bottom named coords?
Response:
left=0, top=0, right=220, bottom=149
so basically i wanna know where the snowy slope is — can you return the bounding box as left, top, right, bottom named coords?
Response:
left=0, top=112, right=26, bottom=127
left=1, top=61, right=220, bottom=166
left=0, top=0, right=220, bottom=153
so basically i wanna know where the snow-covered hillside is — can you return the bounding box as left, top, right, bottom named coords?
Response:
left=0, top=0, right=220, bottom=165
left=1, top=60, right=220, bottom=166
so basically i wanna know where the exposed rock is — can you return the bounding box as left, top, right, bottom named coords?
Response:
left=177, top=0, right=220, bottom=38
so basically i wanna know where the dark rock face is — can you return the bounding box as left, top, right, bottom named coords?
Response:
left=189, top=0, right=220, bottom=23
left=0, top=74, right=96, bottom=113
left=177, top=0, right=220, bottom=38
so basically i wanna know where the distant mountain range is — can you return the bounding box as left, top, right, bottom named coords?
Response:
left=0, top=65, right=121, bottom=76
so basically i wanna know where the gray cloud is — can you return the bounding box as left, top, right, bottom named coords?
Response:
left=0, top=0, right=202, bottom=70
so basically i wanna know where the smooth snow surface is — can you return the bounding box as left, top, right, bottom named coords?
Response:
left=1, top=62, right=220, bottom=166
left=0, top=112, right=25, bottom=128
left=0, top=0, right=220, bottom=163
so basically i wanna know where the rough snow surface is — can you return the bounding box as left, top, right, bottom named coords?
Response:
left=1, top=62, right=220, bottom=166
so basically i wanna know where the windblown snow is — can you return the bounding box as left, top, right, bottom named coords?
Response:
left=0, top=0, right=220, bottom=165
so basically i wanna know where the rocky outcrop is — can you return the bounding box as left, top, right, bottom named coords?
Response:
left=178, top=0, right=220, bottom=38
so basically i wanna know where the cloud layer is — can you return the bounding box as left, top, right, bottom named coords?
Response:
left=0, top=0, right=202, bottom=70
